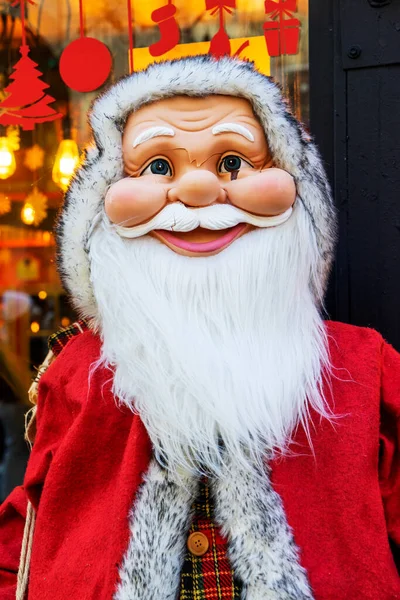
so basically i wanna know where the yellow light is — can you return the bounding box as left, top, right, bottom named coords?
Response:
left=38, top=290, right=47, bottom=300
left=59, top=156, right=77, bottom=175
left=21, top=203, right=35, bottom=225
left=52, top=139, right=80, bottom=191
left=61, top=317, right=71, bottom=327
left=42, top=231, right=51, bottom=243
left=30, top=321, right=40, bottom=333
left=0, top=137, right=16, bottom=179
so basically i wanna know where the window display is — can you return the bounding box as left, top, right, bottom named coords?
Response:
left=0, top=0, right=309, bottom=374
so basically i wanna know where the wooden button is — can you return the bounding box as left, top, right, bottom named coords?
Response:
left=187, top=531, right=209, bottom=557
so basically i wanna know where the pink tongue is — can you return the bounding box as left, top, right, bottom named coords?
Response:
left=155, top=224, right=246, bottom=253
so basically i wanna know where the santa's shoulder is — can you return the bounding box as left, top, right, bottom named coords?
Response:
left=325, top=319, right=384, bottom=344
left=324, top=319, right=397, bottom=369
left=38, top=326, right=103, bottom=398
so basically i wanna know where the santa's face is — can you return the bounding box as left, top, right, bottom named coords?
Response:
left=90, top=93, right=330, bottom=476
left=104, top=95, right=296, bottom=257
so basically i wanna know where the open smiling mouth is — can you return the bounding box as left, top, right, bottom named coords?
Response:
left=151, top=224, right=251, bottom=254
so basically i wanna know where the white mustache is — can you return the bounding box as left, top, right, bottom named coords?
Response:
left=114, top=202, right=293, bottom=240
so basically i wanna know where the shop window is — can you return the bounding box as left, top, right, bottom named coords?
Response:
left=0, top=0, right=309, bottom=379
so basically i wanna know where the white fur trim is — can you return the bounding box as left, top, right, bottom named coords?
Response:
left=114, top=460, right=198, bottom=600
left=213, top=456, right=314, bottom=600
left=115, top=458, right=314, bottom=599
left=57, top=56, right=337, bottom=319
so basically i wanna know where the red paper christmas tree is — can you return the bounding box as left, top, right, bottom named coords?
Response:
left=0, top=45, right=61, bottom=130
left=0, top=0, right=61, bottom=130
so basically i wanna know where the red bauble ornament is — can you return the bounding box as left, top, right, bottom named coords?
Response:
left=59, top=37, right=112, bottom=93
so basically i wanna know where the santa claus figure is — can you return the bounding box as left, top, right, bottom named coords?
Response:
left=0, top=56, right=399, bottom=600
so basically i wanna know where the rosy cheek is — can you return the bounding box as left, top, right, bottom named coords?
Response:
left=104, top=177, right=167, bottom=227
left=224, top=168, right=296, bottom=216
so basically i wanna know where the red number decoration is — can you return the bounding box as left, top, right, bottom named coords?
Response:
left=263, top=0, right=301, bottom=57
left=149, top=1, right=180, bottom=57
left=0, top=1, right=61, bottom=130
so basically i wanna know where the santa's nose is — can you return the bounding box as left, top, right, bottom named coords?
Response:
left=168, top=170, right=225, bottom=207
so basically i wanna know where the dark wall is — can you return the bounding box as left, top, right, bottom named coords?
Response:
left=309, top=0, right=400, bottom=350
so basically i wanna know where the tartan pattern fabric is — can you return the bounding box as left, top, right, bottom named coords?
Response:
left=179, top=478, right=242, bottom=600
left=48, top=319, right=90, bottom=356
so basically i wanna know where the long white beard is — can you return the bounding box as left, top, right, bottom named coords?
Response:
left=88, top=202, right=331, bottom=476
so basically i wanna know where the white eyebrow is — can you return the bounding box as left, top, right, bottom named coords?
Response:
left=132, top=126, right=175, bottom=148
left=211, top=123, right=254, bottom=142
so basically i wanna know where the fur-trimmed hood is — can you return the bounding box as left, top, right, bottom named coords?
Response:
left=56, top=55, right=337, bottom=319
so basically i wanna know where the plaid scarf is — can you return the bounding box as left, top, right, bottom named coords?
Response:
left=180, top=478, right=242, bottom=600
left=48, top=319, right=90, bottom=356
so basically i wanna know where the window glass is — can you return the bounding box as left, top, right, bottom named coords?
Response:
left=0, top=0, right=309, bottom=378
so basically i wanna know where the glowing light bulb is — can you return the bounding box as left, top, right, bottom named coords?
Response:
left=38, top=290, right=47, bottom=300
left=0, top=137, right=16, bottom=179
left=30, top=321, right=40, bottom=333
left=61, top=317, right=71, bottom=327
left=21, top=203, right=35, bottom=225
left=52, top=139, right=79, bottom=191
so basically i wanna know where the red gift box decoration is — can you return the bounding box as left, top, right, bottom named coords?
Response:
left=263, top=0, right=300, bottom=57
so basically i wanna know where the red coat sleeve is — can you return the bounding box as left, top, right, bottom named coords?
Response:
left=379, top=341, right=400, bottom=555
left=0, top=486, right=27, bottom=599
left=0, top=354, right=77, bottom=598
left=23, top=367, right=77, bottom=509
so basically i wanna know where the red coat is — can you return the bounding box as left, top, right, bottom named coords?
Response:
left=0, top=321, right=399, bottom=599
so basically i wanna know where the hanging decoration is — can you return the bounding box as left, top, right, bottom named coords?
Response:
left=24, top=143, right=44, bottom=171
left=149, top=1, right=180, bottom=57
left=263, top=0, right=301, bottom=57
left=6, top=125, right=20, bottom=151
left=0, top=0, right=62, bottom=130
left=59, top=0, right=112, bottom=93
left=21, top=203, right=35, bottom=225
left=207, top=0, right=235, bottom=58
left=0, top=193, right=11, bottom=216
left=0, top=136, right=16, bottom=179
left=52, top=139, right=79, bottom=191
left=21, top=186, right=48, bottom=226
left=127, top=0, right=134, bottom=73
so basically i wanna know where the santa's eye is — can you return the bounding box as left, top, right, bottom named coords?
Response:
left=141, top=158, right=172, bottom=177
left=218, top=155, right=253, bottom=173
